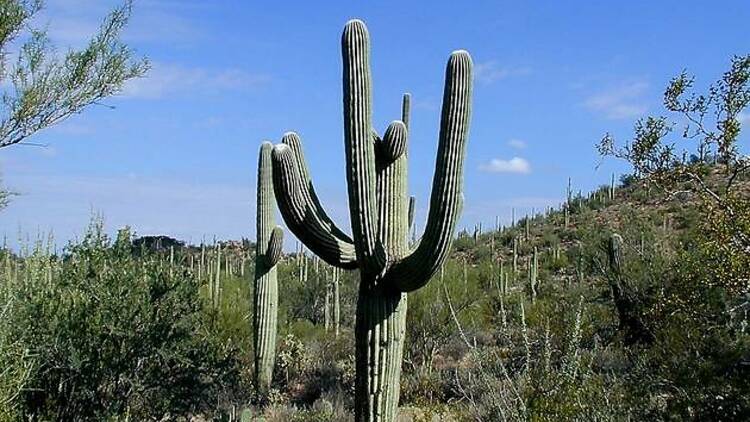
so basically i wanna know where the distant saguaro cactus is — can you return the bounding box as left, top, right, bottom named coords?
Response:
left=513, top=237, right=519, bottom=275
left=253, top=142, right=284, bottom=398
left=606, top=233, right=653, bottom=346
left=529, top=246, right=538, bottom=301
left=270, top=19, right=472, bottom=422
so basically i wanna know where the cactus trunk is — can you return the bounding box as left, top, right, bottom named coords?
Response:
left=253, top=142, right=284, bottom=398
left=270, top=19, right=471, bottom=421
left=355, top=281, right=408, bottom=420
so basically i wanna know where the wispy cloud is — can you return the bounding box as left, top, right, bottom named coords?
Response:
left=584, top=81, right=649, bottom=119
left=43, top=0, right=206, bottom=46
left=474, top=61, right=531, bottom=84
left=124, top=2, right=209, bottom=45
left=507, top=139, right=526, bottom=149
left=479, top=157, right=531, bottom=174
left=122, top=63, right=271, bottom=99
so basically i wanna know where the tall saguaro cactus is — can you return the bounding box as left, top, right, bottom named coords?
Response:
left=253, top=142, right=284, bottom=398
left=270, top=19, right=472, bottom=421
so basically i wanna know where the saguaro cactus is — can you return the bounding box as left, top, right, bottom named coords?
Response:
left=253, top=142, right=284, bottom=397
left=606, top=233, right=653, bottom=345
left=270, top=19, right=472, bottom=421
left=529, top=246, right=538, bottom=301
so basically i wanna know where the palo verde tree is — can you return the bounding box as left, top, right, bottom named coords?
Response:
left=0, top=0, right=148, bottom=149
left=270, top=19, right=472, bottom=422
left=598, top=54, right=750, bottom=296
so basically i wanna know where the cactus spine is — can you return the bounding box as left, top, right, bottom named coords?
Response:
left=270, top=19, right=472, bottom=421
left=253, top=142, right=284, bottom=398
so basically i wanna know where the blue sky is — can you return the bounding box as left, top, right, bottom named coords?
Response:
left=1, top=0, right=748, bottom=248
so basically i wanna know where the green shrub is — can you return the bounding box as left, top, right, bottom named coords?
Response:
left=0, top=222, right=241, bottom=420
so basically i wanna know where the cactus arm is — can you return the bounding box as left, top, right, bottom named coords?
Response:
left=376, top=120, right=408, bottom=164
left=271, top=144, right=358, bottom=269
left=256, top=142, right=276, bottom=256
left=342, top=19, right=385, bottom=273
left=281, top=131, right=358, bottom=253
left=264, top=226, right=283, bottom=267
left=401, top=93, right=411, bottom=131
left=385, top=50, right=473, bottom=293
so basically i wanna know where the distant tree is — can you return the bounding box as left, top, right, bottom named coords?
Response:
left=132, top=235, right=184, bottom=253
left=0, top=0, right=148, bottom=149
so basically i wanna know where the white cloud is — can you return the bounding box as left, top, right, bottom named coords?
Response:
left=122, top=63, right=271, bottom=99
left=507, top=139, right=526, bottom=149
left=584, top=81, right=649, bottom=119
left=479, top=157, right=531, bottom=174
left=474, top=61, right=531, bottom=84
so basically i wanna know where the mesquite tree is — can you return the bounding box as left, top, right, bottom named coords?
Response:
left=270, top=19, right=472, bottom=422
left=253, top=142, right=283, bottom=397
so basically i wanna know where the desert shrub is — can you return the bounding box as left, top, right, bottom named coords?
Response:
left=0, top=222, right=241, bottom=420
left=0, top=295, right=34, bottom=422
left=455, top=296, right=633, bottom=421
left=400, top=369, right=456, bottom=406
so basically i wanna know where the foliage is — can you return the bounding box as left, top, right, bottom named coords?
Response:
left=0, top=0, right=148, bottom=149
left=0, top=221, right=241, bottom=420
